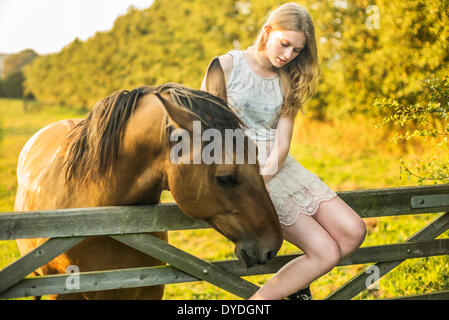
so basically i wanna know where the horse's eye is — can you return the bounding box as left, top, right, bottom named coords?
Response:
left=216, top=174, right=238, bottom=186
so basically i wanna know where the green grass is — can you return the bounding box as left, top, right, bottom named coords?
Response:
left=0, top=98, right=448, bottom=300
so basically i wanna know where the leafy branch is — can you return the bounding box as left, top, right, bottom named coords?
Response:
left=376, top=77, right=449, bottom=183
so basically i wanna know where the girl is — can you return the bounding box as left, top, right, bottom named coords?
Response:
left=201, top=3, right=366, bottom=300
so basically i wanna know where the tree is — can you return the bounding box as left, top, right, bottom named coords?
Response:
left=376, top=76, right=449, bottom=183
left=22, top=0, right=448, bottom=119
left=2, top=49, right=38, bottom=78
left=1, top=49, right=38, bottom=98
left=1, top=71, right=25, bottom=98
left=306, top=0, right=449, bottom=120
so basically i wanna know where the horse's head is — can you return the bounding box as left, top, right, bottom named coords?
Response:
left=63, top=59, right=283, bottom=268
left=155, top=59, right=283, bottom=268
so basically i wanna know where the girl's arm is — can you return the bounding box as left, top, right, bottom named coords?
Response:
left=260, top=114, right=295, bottom=183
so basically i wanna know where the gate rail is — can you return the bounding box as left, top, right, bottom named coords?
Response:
left=1, top=184, right=449, bottom=299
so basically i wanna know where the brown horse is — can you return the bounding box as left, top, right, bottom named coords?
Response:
left=14, top=59, right=283, bottom=299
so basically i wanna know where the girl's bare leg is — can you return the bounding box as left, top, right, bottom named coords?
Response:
left=313, top=196, right=366, bottom=260
left=250, top=211, right=341, bottom=300
left=249, top=196, right=366, bottom=300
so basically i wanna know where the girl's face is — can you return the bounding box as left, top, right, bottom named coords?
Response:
left=264, top=29, right=307, bottom=68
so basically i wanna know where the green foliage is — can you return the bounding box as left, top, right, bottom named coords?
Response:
left=1, top=97, right=448, bottom=300
left=26, top=2, right=221, bottom=107
left=1, top=71, right=25, bottom=98
left=22, top=1, right=449, bottom=119
left=1, top=49, right=38, bottom=98
left=376, top=77, right=449, bottom=183
left=2, top=49, right=38, bottom=78
left=4, top=0, right=449, bottom=299
left=24, top=1, right=277, bottom=108
left=307, top=0, right=449, bottom=119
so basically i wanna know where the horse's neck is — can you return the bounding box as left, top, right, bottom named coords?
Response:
left=108, top=97, right=170, bottom=205
left=108, top=153, right=168, bottom=206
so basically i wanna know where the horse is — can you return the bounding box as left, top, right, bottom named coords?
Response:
left=14, top=58, right=283, bottom=299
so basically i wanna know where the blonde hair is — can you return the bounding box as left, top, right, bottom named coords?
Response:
left=255, top=3, right=319, bottom=118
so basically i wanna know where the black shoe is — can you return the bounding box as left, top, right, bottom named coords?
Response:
left=287, top=287, right=313, bottom=300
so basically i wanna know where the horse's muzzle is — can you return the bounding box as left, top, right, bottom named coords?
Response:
left=234, top=241, right=280, bottom=268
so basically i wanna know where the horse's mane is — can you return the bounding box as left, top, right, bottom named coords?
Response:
left=63, top=83, right=246, bottom=185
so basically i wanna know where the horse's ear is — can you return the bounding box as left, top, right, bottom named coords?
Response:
left=155, top=92, right=197, bottom=132
left=204, top=57, right=227, bottom=103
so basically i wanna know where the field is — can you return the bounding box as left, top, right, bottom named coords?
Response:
left=0, top=97, right=448, bottom=299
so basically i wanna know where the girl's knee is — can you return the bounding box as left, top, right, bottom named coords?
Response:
left=340, top=212, right=366, bottom=243
left=340, top=215, right=366, bottom=256
left=359, top=219, right=367, bottom=242
left=351, top=215, right=367, bottom=245
left=325, top=239, right=341, bottom=269
left=307, top=237, right=341, bottom=271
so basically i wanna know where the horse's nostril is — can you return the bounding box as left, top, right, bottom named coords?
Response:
left=235, top=245, right=254, bottom=268
left=266, top=250, right=276, bottom=261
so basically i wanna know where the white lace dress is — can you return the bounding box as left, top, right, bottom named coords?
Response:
left=226, top=50, right=337, bottom=226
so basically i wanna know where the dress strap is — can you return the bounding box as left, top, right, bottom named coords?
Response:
left=225, top=50, right=242, bottom=87
left=226, top=50, right=242, bottom=69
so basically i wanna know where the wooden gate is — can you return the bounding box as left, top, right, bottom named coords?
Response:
left=1, top=184, right=449, bottom=299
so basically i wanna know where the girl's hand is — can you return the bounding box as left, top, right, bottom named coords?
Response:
left=260, top=114, right=294, bottom=185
